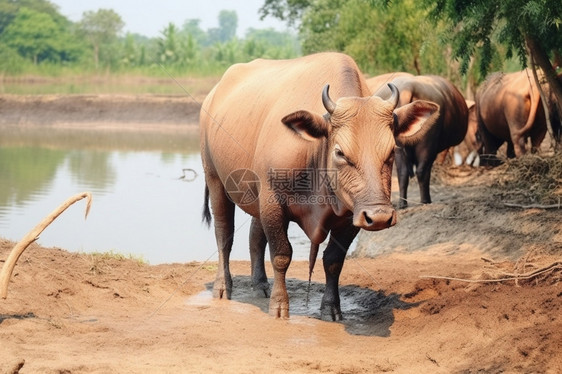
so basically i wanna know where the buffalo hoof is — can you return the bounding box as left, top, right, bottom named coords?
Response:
left=212, top=278, right=232, bottom=300
left=252, top=281, right=270, bottom=298
left=269, top=300, right=289, bottom=319
left=320, top=304, right=343, bottom=321
left=398, top=200, right=408, bottom=210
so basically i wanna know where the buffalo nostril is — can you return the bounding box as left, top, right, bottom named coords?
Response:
left=387, top=215, right=394, bottom=227
left=363, top=210, right=373, bottom=225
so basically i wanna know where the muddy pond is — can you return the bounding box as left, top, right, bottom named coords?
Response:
left=0, top=127, right=347, bottom=264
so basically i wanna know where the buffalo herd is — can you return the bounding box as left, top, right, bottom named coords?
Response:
left=199, top=52, right=560, bottom=320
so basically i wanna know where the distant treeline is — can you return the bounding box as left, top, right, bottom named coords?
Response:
left=2, top=0, right=561, bottom=95
left=0, top=0, right=300, bottom=77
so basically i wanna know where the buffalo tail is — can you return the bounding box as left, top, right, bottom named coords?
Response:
left=202, top=184, right=212, bottom=227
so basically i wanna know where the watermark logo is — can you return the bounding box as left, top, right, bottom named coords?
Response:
left=225, top=168, right=339, bottom=206
left=225, top=169, right=261, bottom=205
left=267, top=168, right=338, bottom=192
left=267, top=168, right=338, bottom=205
left=268, top=192, right=337, bottom=205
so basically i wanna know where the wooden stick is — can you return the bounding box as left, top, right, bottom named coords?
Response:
left=503, top=202, right=561, bottom=209
left=420, top=261, right=561, bottom=284
left=0, top=192, right=92, bottom=299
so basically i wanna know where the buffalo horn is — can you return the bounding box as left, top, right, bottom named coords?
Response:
left=386, top=83, right=400, bottom=109
left=322, top=84, right=336, bottom=114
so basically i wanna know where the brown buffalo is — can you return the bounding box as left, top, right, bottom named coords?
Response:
left=200, top=53, right=439, bottom=320
left=476, top=69, right=547, bottom=164
left=368, top=74, right=468, bottom=208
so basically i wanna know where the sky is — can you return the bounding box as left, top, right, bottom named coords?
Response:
left=51, top=0, right=290, bottom=38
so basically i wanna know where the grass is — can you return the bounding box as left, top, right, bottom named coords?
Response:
left=0, top=73, right=220, bottom=95
left=0, top=60, right=225, bottom=95
left=85, top=250, right=147, bottom=275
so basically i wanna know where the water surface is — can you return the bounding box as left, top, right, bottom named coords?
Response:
left=0, top=127, right=318, bottom=264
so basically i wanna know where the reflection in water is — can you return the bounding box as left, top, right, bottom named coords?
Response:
left=67, top=150, right=116, bottom=192
left=0, top=129, right=319, bottom=264
left=0, top=147, right=65, bottom=207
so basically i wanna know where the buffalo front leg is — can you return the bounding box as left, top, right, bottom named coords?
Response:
left=261, top=205, right=292, bottom=318
left=320, top=225, right=360, bottom=321
left=207, top=177, right=236, bottom=299
left=249, top=217, right=270, bottom=297
left=395, top=146, right=410, bottom=209
left=415, top=156, right=435, bottom=205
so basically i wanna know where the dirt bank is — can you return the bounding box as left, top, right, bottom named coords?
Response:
left=1, top=224, right=560, bottom=373
left=0, top=94, right=202, bottom=132
left=1, top=94, right=561, bottom=373
left=355, top=164, right=562, bottom=261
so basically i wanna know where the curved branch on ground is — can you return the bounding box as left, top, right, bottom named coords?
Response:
left=0, top=192, right=92, bottom=299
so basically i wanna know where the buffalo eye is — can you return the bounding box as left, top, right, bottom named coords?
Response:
left=333, top=144, right=354, bottom=166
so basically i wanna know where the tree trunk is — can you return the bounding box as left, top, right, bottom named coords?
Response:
left=529, top=55, right=554, bottom=148
left=525, top=35, right=562, bottom=145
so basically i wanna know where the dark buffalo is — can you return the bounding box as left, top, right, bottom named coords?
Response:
left=365, top=72, right=414, bottom=92
left=476, top=69, right=547, bottom=164
left=200, top=53, right=439, bottom=320
left=368, top=74, right=468, bottom=208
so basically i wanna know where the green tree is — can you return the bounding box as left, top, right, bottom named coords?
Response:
left=208, top=10, right=238, bottom=43
left=157, top=22, right=181, bottom=64
left=0, top=0, right=69, bottom=34
left=298, top=0, right=343, bottom=53
left=245, top=27, right=300, bottom=58
left=0, top=43, right=27, bottom=73
left=120, top=33, right=137, bottom=66
left=182, top=19, right=208, bottom=46
left=212, top=39, right=240, bottom=65
left=78, top=9, right=124, bottom=69
left=0, top=7, right=75, bottom=64
left=259, top=0, right=311, bottom=26
left=294, top=0, right=456, bottom=81
left=183, top=33, right=199, bottom=64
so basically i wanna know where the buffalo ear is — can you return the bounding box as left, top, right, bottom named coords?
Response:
left=393, top=100, right=440, bottom=147
left=282, top=110, right=329, bottom=141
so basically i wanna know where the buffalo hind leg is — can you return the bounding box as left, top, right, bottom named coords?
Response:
left=321, top=225, right=360, bottom=321
left=506, top=141, right=516, bottom=158
left=478, top=121, right=503, bottom=166
left=207, top=177, right=236, bottom=299
left=249, top=217, right=270, bottom=297
left=529, top=116, right=547, bottom=153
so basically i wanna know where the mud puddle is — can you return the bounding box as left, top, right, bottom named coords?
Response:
left=191, top=275, right=421, bottom=336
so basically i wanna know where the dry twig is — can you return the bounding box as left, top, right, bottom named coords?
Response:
left=0, top=192, right=92, bottom=299
left=503, top=202, right=561, bottom=209
left=420, top=261, right=562, bottom=284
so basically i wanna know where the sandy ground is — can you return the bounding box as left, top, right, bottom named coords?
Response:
left=1, top=93, right=561, bottom=373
